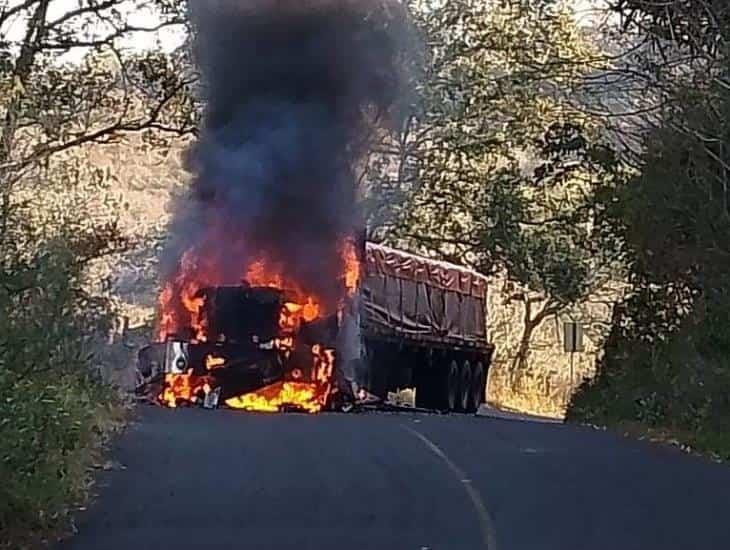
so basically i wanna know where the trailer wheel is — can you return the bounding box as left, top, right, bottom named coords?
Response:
left=468, top=361, right=486, bottom=413
left=458, top=360, right=473, bottom=412
left=428, top=359, right=460, bottom=412
left=446, top=359, right=460, bottom=411
left=415, top=369, right=434, bottom=409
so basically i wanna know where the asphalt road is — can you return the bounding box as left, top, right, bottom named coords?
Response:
left=59, top=407, right=730, bottom=550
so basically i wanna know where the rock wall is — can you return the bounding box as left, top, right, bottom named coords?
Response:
left=78, top=135, right=190, bottom=385
left=82, top=134, right=192, bottom=326
left=485, top=275, right=623, bottom=418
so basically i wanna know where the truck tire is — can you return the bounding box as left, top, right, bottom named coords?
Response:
left=445, top=359, right=460, bottom=411
left=415, top=368, right=434, bottom=409
left=469, top=361, right=486, bottom=413
left=458, top=360, right=473, bottom=412
left=428, top=359, right=460, bottom=411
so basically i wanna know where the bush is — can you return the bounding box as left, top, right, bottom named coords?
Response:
left=0, top=371, right=124, bottom=547
left=568, top=294, right=730, bottom=460
left=0, top=239, right=127, bottom=548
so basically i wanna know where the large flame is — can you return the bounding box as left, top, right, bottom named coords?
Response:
left=158, top=248, right=214, bottom=342
left=221, top=262, right=336, bottom=413
left=156, top=237, right=360, bottom=412
left=225, top=346, right=335, bottom=413
left=159, top=372, right=213, bottom=408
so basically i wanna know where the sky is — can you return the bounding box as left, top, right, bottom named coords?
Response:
left=0, top=0, right=614, bottom=65
left=1, top=0, right=186, bottom=63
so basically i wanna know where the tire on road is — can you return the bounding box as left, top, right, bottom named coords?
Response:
left=430, top=359, right=460, bottom=412
left=458, top=360, right=473, bottom=413
left=417, top=358, right=462, bottom=412
left=468, top=361, right=486, bottom=413
left=446, top=359, right=460, bottom=412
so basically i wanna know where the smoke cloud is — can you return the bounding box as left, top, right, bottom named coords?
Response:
left=162, top=0, right=415, bottom=312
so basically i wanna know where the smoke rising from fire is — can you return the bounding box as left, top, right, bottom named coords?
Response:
left=161, top=0, right=415, bottom=316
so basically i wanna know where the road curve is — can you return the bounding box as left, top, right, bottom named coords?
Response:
left=59, top=407, right=730, bottom=550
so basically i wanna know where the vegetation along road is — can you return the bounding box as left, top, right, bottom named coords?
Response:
left=59, top=407, right=730, bottom=550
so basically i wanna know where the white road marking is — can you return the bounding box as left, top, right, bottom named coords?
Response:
left=402, top=424, right=499, bottom=550
left=521, top=447, right=542, bottom=454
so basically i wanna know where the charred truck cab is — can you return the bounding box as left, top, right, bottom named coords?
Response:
left=195, top=285, right=337, bottom=398
left=142, top=284, right=340, bottom=410
left=140, top=242, right=494, bottom=413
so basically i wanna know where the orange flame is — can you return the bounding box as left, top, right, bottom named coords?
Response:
left=342, top=239, right=361, bottom=297
left=158, top=248, right=211, bottom=341
left=247, top=260, right=323, bottom=326
left=225, top=382, right=320, bottom=413
left=206, top=355, right=226, bottom=371
left=156, top=236, right=359, bottom=412
left=302, top=298, right=320, bottom=322
left=159, top=373, right=213, bottom=408
left=225, top=345, right=335, bottom=413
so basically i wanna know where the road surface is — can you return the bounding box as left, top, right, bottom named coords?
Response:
left=59, top=407, right=730, bottom=550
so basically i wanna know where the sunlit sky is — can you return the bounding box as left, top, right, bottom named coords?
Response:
left=1, top=0, right=611, bottom=64
left=1, top=0, right=186, bottom=62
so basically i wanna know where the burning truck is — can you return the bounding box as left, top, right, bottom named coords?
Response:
left=139, top=239, right=494, bottom=414
left=137, top=0, right=495, bottom=412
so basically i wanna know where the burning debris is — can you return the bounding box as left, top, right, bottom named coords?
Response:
left=153, top=263, right=355, bottom=412
left=149, top=0, right=415, bottom=412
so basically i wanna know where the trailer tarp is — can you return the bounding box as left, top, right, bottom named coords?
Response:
left=365, top=243, right=488, bottom=298
left=361, top=243, right=488, bottom=347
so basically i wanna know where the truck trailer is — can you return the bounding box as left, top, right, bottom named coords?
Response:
left=139, top=242, right=494, bottom=412
left=362, top=242, right=492, bottom=411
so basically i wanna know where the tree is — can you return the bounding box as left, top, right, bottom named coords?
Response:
left=0, top=0, right=199, bottom=320
left=568, top=1, right=730, bottom=454
left=611, top=0, right=730, bottom=56
left=0, top=4, right=198, bottom=540
left=365, top=0, right=625, bottom=371
left=0, top=1, right=197, bottom=240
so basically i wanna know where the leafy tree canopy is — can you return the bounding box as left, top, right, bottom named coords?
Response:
left=367, top=0, right=625, bottom=311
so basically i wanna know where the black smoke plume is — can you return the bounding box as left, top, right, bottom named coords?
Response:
left=162, top=0, right=415, bottom=313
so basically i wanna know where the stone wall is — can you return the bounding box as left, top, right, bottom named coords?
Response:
left=79, top=135, right=190, bottom=386
left=485, top=275, right=623, bottom=418
left=82, top=134, right=192, bottom=326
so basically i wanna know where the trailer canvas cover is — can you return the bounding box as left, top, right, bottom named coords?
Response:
left=361, top=243, right=489, bottom=347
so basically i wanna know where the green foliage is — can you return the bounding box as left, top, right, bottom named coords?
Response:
left=0, top=239, right=126, bottom=547
left=368, top=0, right=625, bottom=307
left=0, top=0, right=197, bottom=177
left=0, top=369, right=124, bottom=545
left=568, top=42, right=730, bottom=459
left=0, top=155, right=127, bottom=545
left=610, top=0, right=730, bottom=56
left=568, top=298, right=730, bottom=459
left=620, top=97, right=730, bottom=294
left=0, top=1, right=191, bottom=545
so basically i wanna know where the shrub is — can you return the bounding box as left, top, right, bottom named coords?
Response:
left=0, top=239, right=126, bottom=547
left=0, top=371, right=124, bottom=546
left=568, top=294, right=730, bottom=460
